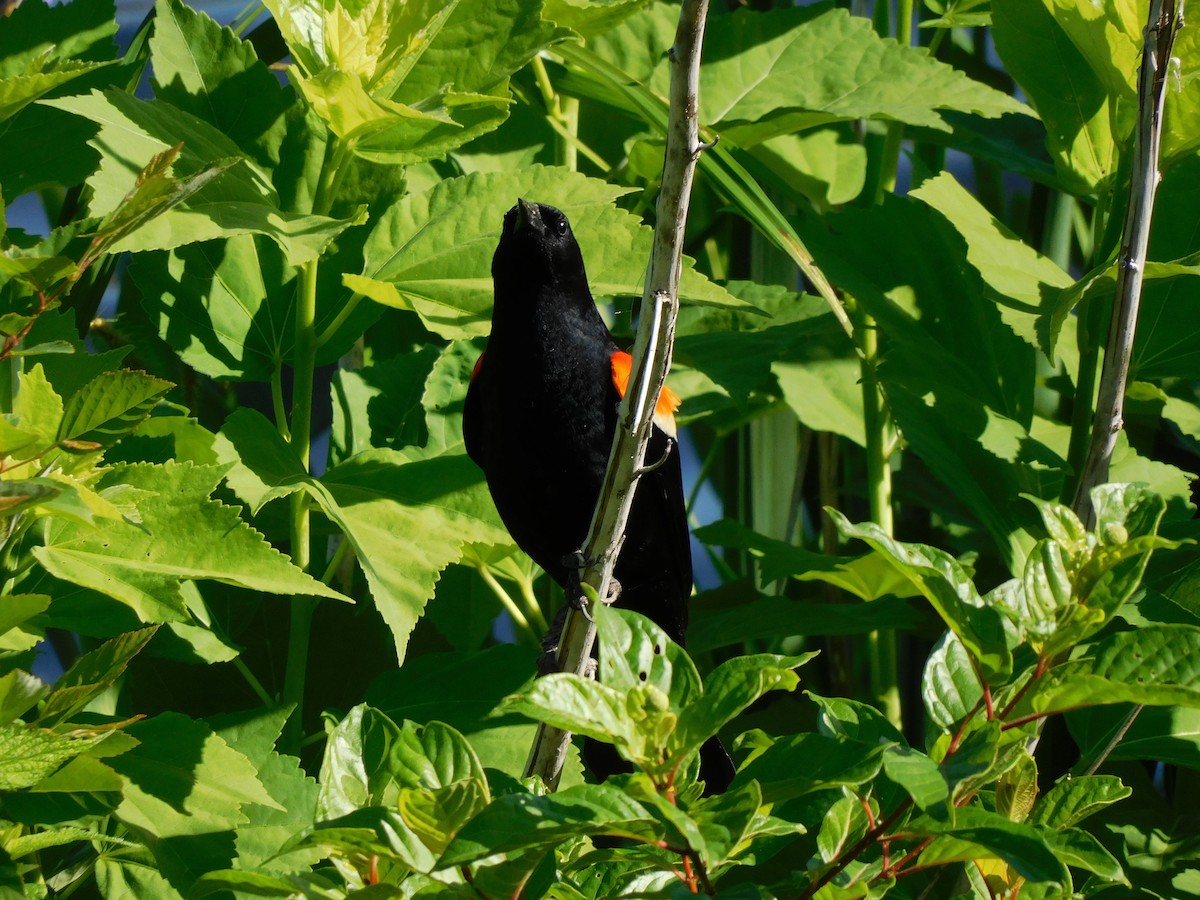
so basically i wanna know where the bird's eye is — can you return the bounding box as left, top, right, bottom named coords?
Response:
left=555, top=218, right=568, bottom=236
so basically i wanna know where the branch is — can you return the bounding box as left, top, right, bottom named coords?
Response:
left=522, top=0, right=712, bottom=790
left=1072, top=0, right=1181, bottom=525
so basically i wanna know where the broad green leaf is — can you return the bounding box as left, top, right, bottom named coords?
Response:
left=910, top=171, right=1072, bottom=353
left=268, top=0, right=563, bottom=164
left=440, top=783, right=657, bottom=865
left=996, top=753, right=1038, bottom=823
left=543, top=0, right=653, bottom=37
left=131, top=235, right=294, bottom=381
left=923, top=631, right=984, bottom=732
left=149, top=0, right=291, bottom=168
left=882, top=745, right=950, bottom=815
left=694, top=518, right=920, bottom=599
left=0, top=478, right=62, bottom=518
left=992, top=0, right=1121, bottom=192
left=831, top=510, right=1012, bottom=680
left=109, top=712, right=279, bottom=838
left=1028, top=774, right=1131, bottom=828
left=350, top=165, right=750, bottom=340
left=1163, top=20, right=1200, bottom=161
left=688, top=591, right=921, bottom=654
left=596, top=603, right=703, bottom=712
left=57, top=369, right=172, bottom=448
left=0, top=723, right=113, bottom=790
left=44, top=90, right=363, bottom=264
left=0, top=54, right=111, bottom=124
left=750, top=126, right=867, bottom=213
left=732, top=733, right=886, bottom=803
left=1029, top=625, right=1200, bottom=715
left=215, top=408, right=310, bottom=513
left=329, top=346, right=441, bottom=460
left=318, top=448, right=509, bottom=662
left=674, top=651, right=812, bottom=761
left=1042, top=825, right=1127, bottom=882
left=290, top=805, right=439, bottom=874
left=10, top=364, right=64, bottom=456
left=700, top=6, right=1029, bottom=144
left=1037, top=251, right=1200, bottom=358
left=502, top=673, right=639, bottom=750
left=0, top=594, right=49, bottom=653
left=37, top=626, right=156, bottom=726
left=809, top=692, right=907, bottom=745
left=0, top=0, right=117, bottom=75
left=1070, top=703, right=1200, bottom=770
left=913, top=806, right=1068, bottom=886
left=689, top=779, right=765, bottom=867
left=35, top=462, right=348, bottom=622
left=365, top=644, right=542, bottom=777
left=1049, top=0, right=1140, bottom=99
left=0, top=669, right=47, bottom=726
left=815, top=789, right=868, bottom=863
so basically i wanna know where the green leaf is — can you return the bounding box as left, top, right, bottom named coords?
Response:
left=110, top=711, right=278, bottom=841
left=148, top=0, right=291, bottom=168
left=910, top=171, right=1072, bottom=353
left=913, top=807, right=1068, bottom=886
left=11, top=363, right=64, bottom=454
left=689, top=779, right=765, bottom=867
left=0, top=594, right=50, bottom=653
left=440, top=783, right=657, bottom=866
left=350, top=165, right=750, bottom=340
left=1029, top=625, right=1200, bottom=715
left=318, top=448, right=509, bottom=661
left=732, top=733, right=886, bottom=803
left=809, top=692, right=906, bottom=745
left=37, top=626, right=157, bottom=726
left=674, top=651, right=812, bottom=761
left=992, top=0, right=1122, bottom=192
left=0, top=723, right=113, bottom=790
left=57, top=369, right=172, bottom=448
left=882, top=745, right=950, bottom=815
left=694, top=518, right=920, bottom=600
left=923, top=631, right=984, bottom=732
left=1163, top=21, right=1200, bottom=161
left=215, top=408, right=310, bottom=513
left=0, top=669, right=47, bottom=726
left=1042, top=826, right=1127, bottom=882
left=830, top=510, right=1012, bottom=680
left=701, top=5, right=1029, bottom=145
left=596, top=602, right=703, bottom=711
left=44, top=90, right=363, bottom=264
left=0, top=54, right=111, bottom=124
left=502, top=673, right=639, bottom=750
left=35, top=462, right=348, bottom=622
left=1028, top=774, right=1131, bottom=828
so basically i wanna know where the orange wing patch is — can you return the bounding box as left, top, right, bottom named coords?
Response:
left=610, top=351, right=680, bottom=438
left=471, top=352, right=484, bottom=382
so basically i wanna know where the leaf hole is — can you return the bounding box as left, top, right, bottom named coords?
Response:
left=653, top=644, right=662, bottom=655
left=639, top=671, right=647, bottom=682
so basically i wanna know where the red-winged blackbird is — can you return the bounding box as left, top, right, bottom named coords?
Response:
left=463, top=199, right=734, bottom=793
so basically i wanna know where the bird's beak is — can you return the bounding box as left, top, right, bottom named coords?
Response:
left=515, top=198, right=545, bottom=235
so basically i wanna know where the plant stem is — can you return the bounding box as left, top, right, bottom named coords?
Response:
left=271, top=361, right=291, bottom=441
left=233, top=656, right=274, bottom=707
left=315, top=292, right=365, bottom=349
left=282, top=258, right=320, bottom=753
left=1071, top=0, right=1180, bottom=525
left=477, top=564, right=539, bottom=646
left=522, top=0, right=713, bottom=790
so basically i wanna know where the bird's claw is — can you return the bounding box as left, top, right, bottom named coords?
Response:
left=635, top=437, right=676, bottom=477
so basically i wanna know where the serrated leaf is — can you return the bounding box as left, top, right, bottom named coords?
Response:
left=57, top=369, right=172, bottom=448
left=318, top=448, right=509, bottom=661
left=34, top=462, right=348, bottom=622
left=350, top=165, right=751, bottom=340
left=0, top=723, right=113, bottom=790
left=702, top=6, right=1030, bottom=144
left=109, top=712, right=280, bottom=837
left=37, top=626, right=157, bottom=726
left=1028, top=774, right=1131, bottom=828
left=440, top=783, right=657, bottom=866
left=0, top=669, right=48, bottom=726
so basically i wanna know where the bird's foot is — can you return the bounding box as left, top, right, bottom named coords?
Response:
left=634, top=437, right=676, bottom=477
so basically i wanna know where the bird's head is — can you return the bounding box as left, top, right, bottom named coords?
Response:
left=492, top=199, right=590, bottom=297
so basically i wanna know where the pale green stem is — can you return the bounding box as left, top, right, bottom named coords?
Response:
left=516, top=574, right=550, bottom=634
left=281, top=258, right=320, bottom=753
left=477, top=564, right=538, bottom=646
left=315, top=292, right=365, bottom=350
left=234, top=656, right=274, bottom=707
left=271, top=361, right=291, bottom=441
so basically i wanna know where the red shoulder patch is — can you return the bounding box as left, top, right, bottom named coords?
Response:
left=471, top=352, right=484, bottom=382
left=610, top=351, right=680, bottom=436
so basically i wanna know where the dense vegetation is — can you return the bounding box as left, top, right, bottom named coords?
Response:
left=0, top=0, right=1198, bottom=895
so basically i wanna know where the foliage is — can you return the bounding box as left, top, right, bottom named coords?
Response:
left=0, top=0, right=1198, bottom=896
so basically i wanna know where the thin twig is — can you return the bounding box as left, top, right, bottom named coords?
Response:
left=1072, top=0, right=1181, bottom=525
left=1081, top=704, right=1144, bottom=775
left=522, top=0, right=713, bottom=789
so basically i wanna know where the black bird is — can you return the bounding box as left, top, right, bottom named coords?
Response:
left=463, top=199, right=733, bottom=793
